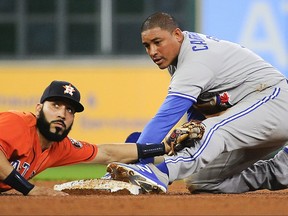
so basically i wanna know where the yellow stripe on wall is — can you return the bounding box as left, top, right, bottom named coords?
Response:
left=0, top=64, right=169, bottom=143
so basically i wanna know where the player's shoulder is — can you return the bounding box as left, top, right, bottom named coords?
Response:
left=1, top=111, right=36, bottom=126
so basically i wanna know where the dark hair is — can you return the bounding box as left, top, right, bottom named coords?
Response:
left=141, top=12, right=179, bottom=33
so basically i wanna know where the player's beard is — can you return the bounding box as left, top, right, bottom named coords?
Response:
left=36, top=108, right=73, bottom=142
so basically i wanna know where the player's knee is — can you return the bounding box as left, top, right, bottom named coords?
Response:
left=184, top=176, right=196, bottom=194
left=184, top=176, right=221, bottom=194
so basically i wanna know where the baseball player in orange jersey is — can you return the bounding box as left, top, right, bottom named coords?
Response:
left=0, top=80, right=171, bottom=196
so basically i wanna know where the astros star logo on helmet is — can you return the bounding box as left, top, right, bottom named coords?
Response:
left=63, top=84, right=75, bottom=96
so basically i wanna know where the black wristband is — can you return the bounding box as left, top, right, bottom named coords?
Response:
left=3, top=169, right=35, bottom=195
left=136, top=143, right=166, bottom=159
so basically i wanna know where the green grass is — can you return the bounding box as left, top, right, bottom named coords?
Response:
left=33, top=164, right=107, bottom=181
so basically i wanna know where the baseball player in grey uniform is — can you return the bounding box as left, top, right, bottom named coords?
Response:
left=107, top=12, right=288, bottom=194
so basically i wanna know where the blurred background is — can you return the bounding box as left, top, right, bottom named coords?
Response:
left=0, top=0, right=287, bottom=145
left=0, top=0, right=196, bottom=57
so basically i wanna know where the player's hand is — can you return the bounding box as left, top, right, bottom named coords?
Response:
left=28, top=185, right=69, bottom=196
left=164, top=120, right=205, bottom=155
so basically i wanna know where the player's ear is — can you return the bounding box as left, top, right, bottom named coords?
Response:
left=35, top=103, right=43, bottom=117
left=173, top=28, right=183, bottom=43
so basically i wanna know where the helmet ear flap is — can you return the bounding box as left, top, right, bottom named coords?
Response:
left=125, top=132, right=141, bottom=143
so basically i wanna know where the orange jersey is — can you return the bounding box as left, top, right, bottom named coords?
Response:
left=0, top=111, right=97, bottom=191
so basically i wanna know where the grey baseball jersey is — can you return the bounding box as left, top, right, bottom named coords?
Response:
left=163, top=31, right=288, bottom=193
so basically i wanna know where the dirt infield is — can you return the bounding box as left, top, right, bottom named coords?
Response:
left=1, top=180, right=288, bottom=216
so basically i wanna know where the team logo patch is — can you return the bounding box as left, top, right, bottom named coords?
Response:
left=219, top=92, right=230, bottom=105
left=69, top=138, right=83, bottom=148
left=215, top=91, right=232, bottom=110
left=63, top=84, right=75, bottom=96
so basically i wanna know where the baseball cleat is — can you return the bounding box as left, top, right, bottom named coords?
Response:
left=107, top=162, right=168, bottom=193
left=101, top=132, right=141, bottom=180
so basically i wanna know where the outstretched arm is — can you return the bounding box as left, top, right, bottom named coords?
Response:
left=91, top=142, right=172, bottom=164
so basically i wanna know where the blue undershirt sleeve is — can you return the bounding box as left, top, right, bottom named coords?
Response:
left=137, top=95, right=194, bottom=144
